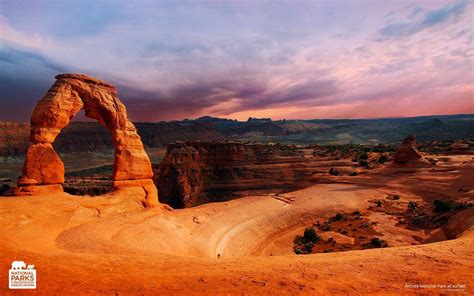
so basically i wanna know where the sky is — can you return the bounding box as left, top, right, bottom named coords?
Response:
left=0, top=0, right=473, bottom=122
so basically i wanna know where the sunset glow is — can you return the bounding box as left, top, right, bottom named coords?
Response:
left=0, top=0, right=472, bottom=121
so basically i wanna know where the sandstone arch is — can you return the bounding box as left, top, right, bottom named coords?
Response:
left=15, top=74, right=160, bottom=208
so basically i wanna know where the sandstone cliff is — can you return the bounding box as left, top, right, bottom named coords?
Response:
left=156, top=141, right=322, bottom=208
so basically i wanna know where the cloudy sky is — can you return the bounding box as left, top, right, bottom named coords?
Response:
left=0, top=0, right=472, bottom=122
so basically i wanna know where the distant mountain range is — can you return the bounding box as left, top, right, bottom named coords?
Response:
left=1, top=114, right=473, bottom=157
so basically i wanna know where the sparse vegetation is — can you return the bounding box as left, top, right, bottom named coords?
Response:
left=408, top=201, right=417, bottom=210
left=358, top=160, right=369, bottom=168
left=386, top=194, right=400, bottom=200
left=320, top=222, right=332, bottom=231
left=299, top=211, right=393, bottom=254
left=366, top=237, right=388, bottom=248
left=303, top=227, right=320, bottom=243
left=378, top=155, right=388, bottom=164
left=294, top=227, right=321, bottom=255
left=351, top=210, right=361, bottom=216
left=329, top=168, right=340, bottom=176
left=433, top=200, right=454, bottom=213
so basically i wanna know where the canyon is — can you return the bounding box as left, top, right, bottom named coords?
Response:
left=0, top=74, right=473, bottom=295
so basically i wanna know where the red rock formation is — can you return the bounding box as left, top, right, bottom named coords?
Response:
left=448, top=140, right=473, bottom=154
left=156, top=141, right=318, bottom=208
left=393, top=135, right=424, bottom=164
left=14, top=74, right=162, bottom=208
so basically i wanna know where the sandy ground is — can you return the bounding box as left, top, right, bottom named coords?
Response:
left=0, top=156, right=473, bottom=295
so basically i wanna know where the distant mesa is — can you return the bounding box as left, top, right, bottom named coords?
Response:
left=13, top=73, right=164, bottom=208
left=247, top=117, right=272, bottom=122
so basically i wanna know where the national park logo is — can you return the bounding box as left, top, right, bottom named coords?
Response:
left=9, top=260, right=36, bottom=289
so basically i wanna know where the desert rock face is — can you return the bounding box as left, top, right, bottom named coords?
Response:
left=393, top=135, right=424, bottom=164
left=448, top=140, right=473, bottom=154
left=15, top=74, right=160, bottom=208
left=157, top=141, right=318, bottom=208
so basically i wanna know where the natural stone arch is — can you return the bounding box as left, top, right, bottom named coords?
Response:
left=15, top=73, right=160, bottom=208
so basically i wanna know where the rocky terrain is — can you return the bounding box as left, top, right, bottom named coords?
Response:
left=1, top=114, right=473, bottom=158
left=156, top=141, right=317, bottom=208
left=0, top=150, right=473, bottom=294
left=1, top=73, right=473, bottom=295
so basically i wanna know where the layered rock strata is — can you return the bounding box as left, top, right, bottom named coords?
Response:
left=156, top=141, right=323, bottom=208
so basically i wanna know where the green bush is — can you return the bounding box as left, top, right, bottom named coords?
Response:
left=369, top=237, right=388, bottom=248
left=351, top=210, right=361, bottom=216
left=329, top=168, right=339, bottom=176
left=408, top=201, right=417, bottom=210
left=378, top=155, right=388, bottom=164
left=303, top=227, right=320, bottom=243
left=320, top=222, right=332, bottom=231
left=433, top=200, right=453, bottom=213
left=349, top=171, right=358, bottom=176
left=334, top=213, right=345, bottom=221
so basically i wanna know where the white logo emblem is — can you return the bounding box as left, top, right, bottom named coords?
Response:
left=9, top=261, right=36, bottom=289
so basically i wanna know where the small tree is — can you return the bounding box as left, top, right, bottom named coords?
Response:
left=303, top=227, right=320, bottom=243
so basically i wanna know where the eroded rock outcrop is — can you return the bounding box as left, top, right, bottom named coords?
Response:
left=393, top=135, right=424, bottom=164
left=448, top=140, right=473, bottom=154
left=156, top=141, right=317, bottom=208
left=15, top=74, right=161, bottom=208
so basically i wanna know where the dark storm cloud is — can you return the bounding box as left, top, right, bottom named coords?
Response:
left=0, top=46, right=69, bottom=122
left=0, top=45, right=67, bottom=73
left=118, top=76, right=338, bottom=121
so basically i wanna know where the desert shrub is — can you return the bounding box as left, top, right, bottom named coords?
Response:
left=359, top=153, right=369, bottom=160
left=304, top=243, right=313, bottom=253
left=369, top=237, right=388, bottom=248
left=408, top=201, right=417, bottom=210
left=0, top=184, right=12, bottom=195
left=386, top=194, right=400, bottom=200
left=333, top=213, right=345, bottom=221
left=320, top=222, right=332, bottom=231
left=433, top=200, right=453, bottom=213
left=349, top=171, right=358, bottom=176
left=412, top=217, right=423, bottom=226
left=378, top=155, right=388, bottom=164
left=351, top=210, right=361, bottom=216
left=358, top=160, right=369, bottom=168
left=329, top=168, right=339, bottom=176
left=323, top=249, right=333, bottom=253
left=303, top=227, right=320, bottom=243
left=294, top=228, right=320, bottom=254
